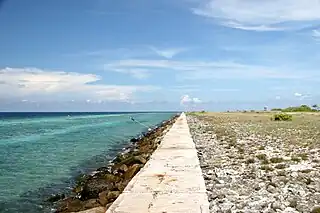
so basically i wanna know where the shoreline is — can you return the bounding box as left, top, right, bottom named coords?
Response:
left=51, top=113, right=180, bottom=212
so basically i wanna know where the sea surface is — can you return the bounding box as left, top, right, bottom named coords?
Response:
left=0, top=112, right=176, bottom=213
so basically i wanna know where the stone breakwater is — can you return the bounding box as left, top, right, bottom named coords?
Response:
left=51, top=114, right=179, bottom=213
left=187, top=114, right=320, bottom=213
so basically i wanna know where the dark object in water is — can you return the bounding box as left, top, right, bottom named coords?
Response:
left=47, top=193, right=65, bottom=202
left=130, top=138, right=138, bottom=143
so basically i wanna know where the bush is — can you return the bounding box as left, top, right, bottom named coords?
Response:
left=271, top=105, right=318, bottom=112
left=282, top=105, right=315, bottom=112
left=271, top=108, right=282, bottom=111
left=272, top=113, right=293, bottom=121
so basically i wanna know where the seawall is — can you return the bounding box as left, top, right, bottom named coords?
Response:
left=105, top=112, right=210, bottom=213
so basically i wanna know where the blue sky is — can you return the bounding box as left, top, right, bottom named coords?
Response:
left=0, top=0, right=320, bottom=111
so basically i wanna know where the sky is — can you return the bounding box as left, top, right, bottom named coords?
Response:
left=0, top=0, right=320, bottom=111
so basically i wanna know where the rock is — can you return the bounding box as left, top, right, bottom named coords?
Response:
left=130, top=138, right=139, bottom=142
left=75, top=207, right=106, bottom=213
left=81, top=178, right=115, bottom=199
left=83, top=199, right=100, bottom=209
left=47, top=193, right=65, bottom=202
left=253, top=184, right=261, bottom=191
left=115, top=179, right=130, bottom=192
left=123, top=164, right=141, bottom=180
left=288, top=198, right=298, bottom=208
left=106, top=202, right=113, bottom=210
left=98, top=191, right=109, bottom=206
left=56, top=197, right=83, bottom=212
left=133, top=156, right=147, bottom=164
left=106, top=191, right=120, bottom=202
left=283, top=207, right=299, bottom=213
left=296, top=202, right=311, bottom=213
left=98, top=190, right=121, bottom=206
left=103, top=173, right=121, bottom=183
left=118, top=164, right=128, bottom=173
left=267, top=185, right=277, bottom=194
left=96, top=167, right=111, bottom=173
left=112, top=155, right=146, bottom=172
left=271, top=201, right=282, bottom=210
left=74, top=185, right=84, bottom=194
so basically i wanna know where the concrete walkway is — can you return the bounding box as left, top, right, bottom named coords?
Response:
left=106, top=113, right=209, bottom=213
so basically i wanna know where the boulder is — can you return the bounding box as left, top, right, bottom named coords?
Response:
left=81, top=178, right=115, bottom=200
left=112, top=155, right=146, bottom=173
left=118, top=164, right=128, bottom=173
left=115, top=179, right=130, bottom=192
left=133, top=156, right=147, bottom=164
left=103, top=173, right=121, bottom=183
left=123, top=164, right=141, bottom=180
left=56, top=197, right=82, bottom=212
left=73, top=207, right=106, bottom=213
left=83, top=199, right=101, bottom=209
left=98, top=191, right=109, bottom=206
left=106, top=202, right=113, bottom=210
left=98, top=190, right=121, bottom=206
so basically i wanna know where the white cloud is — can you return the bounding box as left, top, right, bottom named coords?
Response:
left=275, top=96, right=281, bottom=100
left=180, top=94, right=192, bottom=105
left=312, top=30, right=320, bottom=41
left=149, top=46, right=185, bottom=58
left=192, top=97, right=202, bottom=103
left=106, top=59, right=316, bottom=80
left=192, top=0, right=320, bottom=31
left=0, top=67, right=157, bottom=102
left=294, top=92, right=303, bottom=97
left=180, top=94, right=202, bottom=106
left=294, top=92, right=312, bottom=100
left=222, top=21, right=284, bottom=32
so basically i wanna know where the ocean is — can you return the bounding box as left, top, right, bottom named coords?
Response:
left=0, top=112, right=176, bottom=213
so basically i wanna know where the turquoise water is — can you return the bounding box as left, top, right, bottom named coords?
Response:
left=0, top=112, right=175, bottom=212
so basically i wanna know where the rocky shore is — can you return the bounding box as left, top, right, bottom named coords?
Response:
left=187, top=113, right=320, bottom=213
left=49, top=114, right=179, bottom=213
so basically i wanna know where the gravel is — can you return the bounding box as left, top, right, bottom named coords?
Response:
left=187, top=112, right=320, bottom=213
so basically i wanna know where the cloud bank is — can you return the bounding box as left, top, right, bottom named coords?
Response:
left=180, top=94, right=202, bottom=106
left=0, top=67, right=156, bottom=102
left=192, top=0, right=320, bottom=31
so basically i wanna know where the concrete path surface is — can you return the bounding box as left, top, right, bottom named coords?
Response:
left=106, top=113, right=210, bottom=213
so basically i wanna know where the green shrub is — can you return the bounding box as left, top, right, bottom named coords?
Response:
left=271, top=108, right=282, bottom=111
left=291, top=156, right=301, bottom=162
left=272, top=113, right=293, bottom=121
left=256, top=154, right=267, bottom=161
left=297, top=153, right=308, bottom=160
left=311, top=207, right=320, bottom=213
left=271, top=105, right=318, bottom=112
left=270, top=157, right=284, bottom=164
left=282, top=105, right=316, bottom=112
left=275, top=164, right=287, bottom=169
left=246, top=158, right=255, bottom=164
left=260, top=165, right=274, bottom=171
